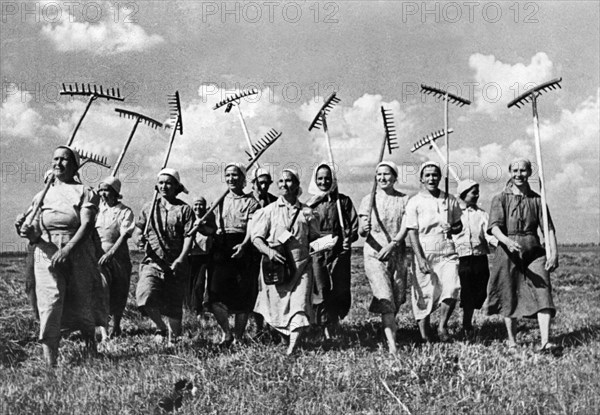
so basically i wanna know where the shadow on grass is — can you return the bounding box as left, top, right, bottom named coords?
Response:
left=554, top=325, right=600, bottom=348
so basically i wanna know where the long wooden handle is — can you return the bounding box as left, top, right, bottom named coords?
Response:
left=322, top=116, right=346, bottom=236
left=67, top=95, right=95, bottom=146
left=22, top=173, right=55, bottom=229
left=366, top=131, right=389, bottom=230
left=111, top=118, right=140, bottom=176
left=532, top=95, right=550, bottom=254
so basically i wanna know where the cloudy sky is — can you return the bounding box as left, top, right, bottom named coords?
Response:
left=1, top=1, right=599, bottom=250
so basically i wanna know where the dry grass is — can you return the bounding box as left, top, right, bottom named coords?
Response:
left=1, top=248, right=599, bottom=414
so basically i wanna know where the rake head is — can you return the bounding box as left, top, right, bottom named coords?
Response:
left=115, top=108, right=163, bottom=130
left=71, top=147, right=111, bottom=169
left=381, top=106, right=399, bottom=154
left=308, top=93, right=341, bottom=131
left=213, top=89, right=259, bottom=111
left=165, top=91, right=183, bottom=134
left=420, top=84, right=471, bottom=107
left=507, top=77, right=563, bottom=109
left=245, top=129, right=282, bottom=161
left=60, top=83, right=124, bottom=101
left=410, top=128, right=454, bottom=153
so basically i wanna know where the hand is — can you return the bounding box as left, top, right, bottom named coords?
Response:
left=376, top=242, right=396, bottom=262
left=440, top=222, right=451, bottom=234
left=268, top=248, right=286, bottom=264
left=361, top=223, right=372, bottom=235
left=545, top=254, right=559, bottom=272
left=20, top=224, right=40, bottom=243
left=505, top=239, right=522, bottom=254
left=15, top=213, right=26, bottom=234
left=417, top=258, right=432, bottom=274
left=137, top=234, right=147, bottom=249
left=98, top=250, right=115, bottom=266
left=231, top=243, right=244, bottom=259
left=170, top=257, right=184, bottom=273
left=51, top=246, right=71, bottom=269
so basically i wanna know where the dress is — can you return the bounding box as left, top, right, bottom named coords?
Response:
left=486, top=187, right=556, bottom=318
left=453, top=204, right=494, bottom=309
left=95, top=201, right=135, bottom=318
left=358, top=190, right=409, bottom=315
left=32, top=182, right=105, bottom=342
left=309, top=193, right=358, bottom=323
left=405, top=191, right=462, bottom=320
left=207, top=192, right=259, bottom=314
left=252, top=197, right=321, bottom=335
left=135, top=197, right=194, bottom=319
left=185, top=220, right=213, bottom=314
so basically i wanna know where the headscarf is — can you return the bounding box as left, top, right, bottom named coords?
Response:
left=376, top=161, right=399, bottom=178
left=281, top=167, right=303, bottom=197
left=157, top=168, right=189, bottom=194
left=224, top=162, right=247, bottom=178
left=457, top=179, right=478, bottom=200
left=307, top=162, right=338, bottom=206
left=99, top=176, right=123, bottom=199
left=251, top=167, right=272, bottom=183
left=418, top=160, right=442, bottom=179
left=54, top=145, right=82, bottom=183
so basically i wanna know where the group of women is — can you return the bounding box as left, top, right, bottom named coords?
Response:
left=17, top=145, right=560, bottom=366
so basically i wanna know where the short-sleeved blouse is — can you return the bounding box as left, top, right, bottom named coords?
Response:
left=213, top=192, right=259, bottom=234
left=39, top=183, right=99, bottom=232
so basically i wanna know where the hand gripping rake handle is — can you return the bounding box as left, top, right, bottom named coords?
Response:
left=60, top=83, right=124, bottom=146
left=186, top=129, right=282, bottom=238
left=507, top=78, right=562, bottom=249
left=366, top=107, right=399, bottom=232
left=410, top=129, right=460, bottom=182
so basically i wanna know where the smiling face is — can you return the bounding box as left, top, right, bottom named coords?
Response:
left=98, top=182, right=118, bottom=206
left=315, top=166, right=333, bottom=192
left=193, top=199, right=206, bottom=217
left=420, top=166, right=441, bottom=191
left=52, top=148, right=77, bottom=182
left=376, top=165, right=396, bottom=190
left=510, top=160, right=531, bottom=187
left=225, top=166, right=244, bottom=191
left=278, top=171, right=299, bottom=198
left=157, top=174, right=179, bottom=201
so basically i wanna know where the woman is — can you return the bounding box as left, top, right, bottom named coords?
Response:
left=252, top=169, right=320, bottom=355
left=134, top=168, right=194, bottom=344
left=358, top=161, right=410, bottom=353
left=206, top=163, right=259, bottom=345
left=308, top=163, right=358, bottom=339
left=453, top=180, right=495, bottom=337
left=405, top=161, right=462, bottom=342
left=95, top=176, right=135, bottom=339
left=19, top=146, right=106, bottom=366
left=487, top=159, right=559, bottom=352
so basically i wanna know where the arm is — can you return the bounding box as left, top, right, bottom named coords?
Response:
left=408, top=229, right=432, bottom=274
left=545, top=229, right=558, bottom=272
left=51, top=206, right=96, bottom=268
left=99, top=233, right=130, bottom=266
left=253, top=236, right=286, bottom=264
left=171, top=235, right=193, bottom=272
left=490, top=225, right=521, bottom=254
left=377, top=221, right=408, bottom=262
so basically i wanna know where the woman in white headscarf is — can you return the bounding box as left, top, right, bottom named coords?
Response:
left=252, top=168, right=321, bottom=355
left=307, top=162, right=358, bottom=338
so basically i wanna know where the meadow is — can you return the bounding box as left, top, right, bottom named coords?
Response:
left=1, top=247, right=599, bottom=414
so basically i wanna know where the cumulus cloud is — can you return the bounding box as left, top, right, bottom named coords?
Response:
left=0, top=89, right=43, bottom=139
left=468, top=52, right=554, bottom=115
left=40, top=2, right=164, bottom=55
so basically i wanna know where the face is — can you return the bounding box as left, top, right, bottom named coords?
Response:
left=421, top=166, right=441, bottom=191
left=315, top=166, right=333, bottom=192
left=98, top=183, right=118, bottom=206
left=278, top=171, right=299, bottom=197
left=510, top=161, right=531, bottom=186
left=193, top=199, right=206, bottom=216
left=225, top=166, right=244, bottom=191
left=52, top=148, right=77, bottom=181
left=254, top=174, right=272, bottom=195
left=463, top=185, right=480, bottom=205
left=157, top=174, right=178, bottom=200
left=376, top=166, right=396, bottom=190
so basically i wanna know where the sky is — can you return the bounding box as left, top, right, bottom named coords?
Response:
left=1, top=0, right=599, bottom=252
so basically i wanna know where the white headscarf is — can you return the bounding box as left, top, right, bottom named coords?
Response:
left=307, top=162, right=338, bottom=206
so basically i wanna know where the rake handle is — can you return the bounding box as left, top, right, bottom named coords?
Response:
left=22, top=174, right=55, bottom=231
left=427, top=139, right=461, bottom=183
left=531, top=95, right=550, bottom=255
left=235, top=103, right=260, bottom=167
left=321, top=115, right=347, bottom=237
left=111, top=118, right=140, bottom=176
left=444, top=93, right=451, bottom=237
left=366, top=131, right=389, bottom=231
left=67, top=94, right=96, bottom=146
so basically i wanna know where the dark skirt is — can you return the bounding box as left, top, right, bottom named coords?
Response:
left=185, top=254, right=209, bottom=314
left=486, top=234, right=555, bottom=319
left=136, top=260, right=187, bottom=320
left=458, top=255, right=489, bottom=309
left=207, top=233, right=255, bottom=314
left=312, top=248, right=352, bottom=324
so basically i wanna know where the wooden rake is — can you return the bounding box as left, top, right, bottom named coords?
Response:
left=420, top=84, right=471, bottom=226
left=186, top=128, right=282, bottom=237
left=366, top=107, right=400, bottom=235
left=507, top=77, right=562, bottom=250
left=308, top=92, right=346, bottom=235
left=214, top=89, right=260, bottom=162
left=410, top=128, right=460, bottom=182
left=60, top=83, right=124, bottom=146
left=142, top=92, right=184, bottom=239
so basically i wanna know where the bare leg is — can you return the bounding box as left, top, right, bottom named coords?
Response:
left=504, top=317, right=517, bottom=346
left=234, top=313, right=249, bottom=341
left=211, top=303, right=233, bottom=343
left=537, top=309, right=552, bottom=347
left=166, top=317, right=182, bottom=343
left=98, top=325, right=109, bottom=342
left=144, top=306, right=167, bottom=332
left=417, top=316, right=432, bottom=342
left=83, top=329, right=98, bottom=356
left=438, top=299, right=456, bottom=338
left=382, top=313, right=398, bottom=354
left=287, top=328, right=303, bottom=355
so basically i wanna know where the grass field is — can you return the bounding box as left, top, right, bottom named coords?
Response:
left=1, top=247, right=599, bottom=414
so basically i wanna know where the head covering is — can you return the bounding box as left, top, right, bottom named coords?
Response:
left=281, top=167, right=303, bottom=197
left=56, top=145, right=81, bottom=169
left=99, top=176, right=122, bottom=198
left=418, top=160, right=442, bottom=178
left=225, top=162, right=247, bottom=178
left=43, top=169, right=54, bottom=184
left=307, top=162, right=338, bottom=205
left=157, top=167, right=189, bottom=194
left=251, top=167, right=272, bottom=183
left=193, top=196, right=206, bottom=204
left=457, top=179, right=478, bottom=199
left=376, top=161, right=399, bottom=178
